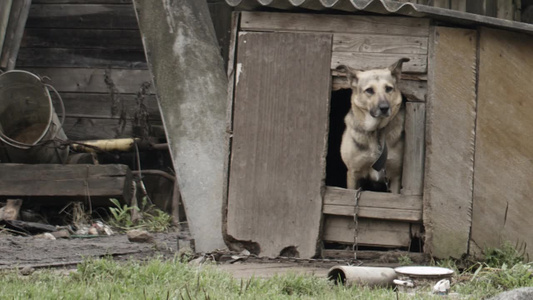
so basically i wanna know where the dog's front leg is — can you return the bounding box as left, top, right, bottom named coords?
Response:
left=346, top=169, right=362, bottom=190
left=388, top=176, right=401, bottom=194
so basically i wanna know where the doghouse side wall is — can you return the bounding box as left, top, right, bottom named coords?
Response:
left=470, top=27, right=533, bottom=257
left=424, top=26, right=478, bottom=259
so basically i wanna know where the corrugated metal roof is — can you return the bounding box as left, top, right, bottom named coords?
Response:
left=225, top=0, right=533, bottom=34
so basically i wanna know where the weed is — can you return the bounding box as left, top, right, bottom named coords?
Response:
left=398, top=254, right=413, bottom=266
left=108, top=197, right=172, bottom=232
left=484, top=241, right=527, bottom=268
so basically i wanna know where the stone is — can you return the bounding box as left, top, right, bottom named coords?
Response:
left=127, top=229, right=154, bottom=243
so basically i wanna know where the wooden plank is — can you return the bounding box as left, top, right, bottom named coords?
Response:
left=26, top=4, right=139, bottom=29
left=323, top=205, right=422, bottom=222
left=222, top=12, right=240, bottom=248
left=0, top=164, right=132, bottom=199
left=16, top=48, right=147, bottom=69
left=467, top=0, right=498, bottom=16
left=323, top=187, right=422, bottom=222
left=432, top=0, right=450, bottom=8
left=32, top=0, right=132, bottom=3
left=21, top=29, right=143, bottom=50
left=424, top=26, right=477, bottom=258
left=62, top=117, right=134, bottom=140
left=401, top=102, right=426, bottom=195
left=324, top=187, right=422, bottom=210
left=470, top=28, right=533, bottom=257
left=333, top=34, right=428, bottom=54
left=497, top=0, right=517, bottom=20
left=0, top=0, right=31, bottom=70
left=59, top=93, right=160, bottom=120
left=240, top=12, right=430, bottom=37
left=322, top=216, right=411, bottom=247
left=21, top=68, right=154, bottom=94
left=226, top=32, right=332, bottom=258
left=0, top=164, right=130, bottom=180
left=331, top=52, right=427, bottom=73
left=450, top=0, right=467, bottom=11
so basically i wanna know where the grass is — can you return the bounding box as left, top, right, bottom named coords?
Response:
left=0, top=242, right=531, bottom=299
left=108, top=197, right=173, bottom=232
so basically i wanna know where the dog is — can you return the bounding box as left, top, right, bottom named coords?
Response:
left=336, top=58, right=409, bottom=193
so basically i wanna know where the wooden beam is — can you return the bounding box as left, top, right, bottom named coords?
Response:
left=0, top=0, right=31, bottom=70
left=21, top=68, right=154, bottom=94
left=323, top=187, right=422, bottom=222
left=401, top=102, right=426, bottom=196
left=26, top=4, right=138, bottom=29
left=322, top=215, right=411, bottom=248
left=0, top=164, right=133, bottom=201
left=240, top=12, right=430, bottom=37
left=331, top=52, right=427, bottom=74
left=424, top=26, right=477, bottom=258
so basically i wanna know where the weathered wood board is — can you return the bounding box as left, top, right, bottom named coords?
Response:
left=226, top=32, right=332, bottom=258
left=26, top=4, right=139, bottom=29
left=240, top=12, right=430, bottom=37
left=322, top=216, right=411, bottom=248
left=402, top=102, right=426, bottom=195
left=0, top=164, right=133, bottom=203
left=424, top=27, right=477, bottom=258
left=470, top=28, right=533, bottom=256
left=323, top=187, right=422, bottom=222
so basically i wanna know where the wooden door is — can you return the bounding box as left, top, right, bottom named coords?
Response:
left=225, top=32, right=332, bottom=258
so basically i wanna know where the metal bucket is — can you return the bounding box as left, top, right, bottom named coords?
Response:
left=0, top=70, right=68, bottom=163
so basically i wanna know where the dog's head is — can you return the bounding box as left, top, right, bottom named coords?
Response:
left=337, top=58, right=409, bottom=124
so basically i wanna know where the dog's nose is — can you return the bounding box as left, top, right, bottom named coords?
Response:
left=378, top=102, right=390, bottom=114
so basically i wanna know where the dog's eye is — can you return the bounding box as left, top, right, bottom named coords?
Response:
left=385, top=86, right=394, bottom=93
left=364, top=88, right=374, bottom=95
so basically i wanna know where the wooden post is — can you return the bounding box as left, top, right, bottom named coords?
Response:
left=0, top=0, right=31, bottom=70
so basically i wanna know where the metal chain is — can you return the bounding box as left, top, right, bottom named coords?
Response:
left=353, top=187, right=362, bottom=260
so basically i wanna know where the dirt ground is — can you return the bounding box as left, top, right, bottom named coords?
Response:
left=0, top=232, right=334, bottom=279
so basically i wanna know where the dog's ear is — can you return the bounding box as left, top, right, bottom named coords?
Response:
left=336, top=65, right=358, bottom=87
left=388, top=58, right=410, bottom=81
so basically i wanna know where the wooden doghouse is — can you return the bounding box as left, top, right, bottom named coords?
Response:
left=222, top=2, right=533, bottom=259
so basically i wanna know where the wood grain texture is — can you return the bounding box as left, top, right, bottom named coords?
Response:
left=0, top=0, right=12, bottom=56
left=21, top=28, right=143, bottom=49
left=450, top=0, right=467, bottom=11
left=241, top=12, right=430, bottom=37
left=21, top=68, right=153, bottom=94
left=26, top=4, right=138, bottom=29
left=322, top=216, right=411, bottom=247
left=331, top=52, right=427, bottom=73
left=470, top=28, right=533, bottom=257
left=17, top=48, right=147, bottom=69
left=226, top=32, right=332, bottom=258
left=0, top=164, right=132, bottom=200
left=402, top=102, right=426, bottom=195
left=333, top=34, right=428, bottom=54
left=323, top=187, right=422, bottom=222
left=423, top=27, right=477, bottom=258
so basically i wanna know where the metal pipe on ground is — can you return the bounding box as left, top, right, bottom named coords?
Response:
left=328, top=266, right=398, bottom=287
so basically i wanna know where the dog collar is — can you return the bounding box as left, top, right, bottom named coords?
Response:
left=372, top=141, right=388, bottom=171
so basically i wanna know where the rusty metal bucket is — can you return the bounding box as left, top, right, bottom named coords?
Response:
left=0, top=70, right=68, bottom=163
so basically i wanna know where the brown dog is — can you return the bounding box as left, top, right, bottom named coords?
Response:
left=337, top=58, right=409, bottom=193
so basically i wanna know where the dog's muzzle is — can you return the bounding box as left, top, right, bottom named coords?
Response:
left=370, top=101, right=391, bottom=118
